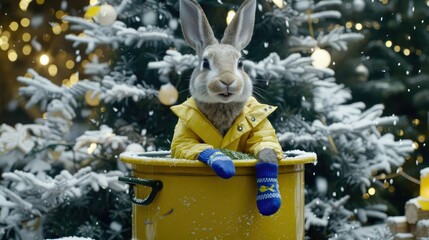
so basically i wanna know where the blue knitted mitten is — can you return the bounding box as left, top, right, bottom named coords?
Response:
left=198, top=149, right=235, bottom=179
left=256, top=162, right=281, bottom=216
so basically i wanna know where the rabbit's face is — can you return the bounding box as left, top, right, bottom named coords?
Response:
left=190, top=44, right=252, bottom=104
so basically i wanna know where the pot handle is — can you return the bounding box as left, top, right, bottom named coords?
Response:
left=118, top=176, right=163, bottom=206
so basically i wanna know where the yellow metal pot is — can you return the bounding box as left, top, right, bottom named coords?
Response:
left=119, top=150, right=316, bottom=240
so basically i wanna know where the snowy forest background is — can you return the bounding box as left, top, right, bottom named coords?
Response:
left=0, top=0, right=428, bottom=239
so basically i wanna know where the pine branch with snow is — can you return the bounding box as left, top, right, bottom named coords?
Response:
left=0, top=167, right=126, bottom=239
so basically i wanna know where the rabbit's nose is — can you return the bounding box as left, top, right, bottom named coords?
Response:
left=220, top=79, right=235, bottom=86
left=219, top=72, right=236, bottom=86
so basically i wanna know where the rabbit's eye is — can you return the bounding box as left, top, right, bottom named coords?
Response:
left=237, top=59, right=243, bottom=69
left=202, top=59, right=210, bottom=70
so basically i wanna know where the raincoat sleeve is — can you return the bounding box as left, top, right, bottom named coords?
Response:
left=245, top=118, right=283, bottom=160
left=171, top=119, right=213, bottom=160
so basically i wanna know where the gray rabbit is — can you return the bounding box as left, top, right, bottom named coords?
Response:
left=171, top=0, right=283, bottom=216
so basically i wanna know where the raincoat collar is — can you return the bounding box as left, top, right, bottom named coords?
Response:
left=171, top=97, right=277, bottom=148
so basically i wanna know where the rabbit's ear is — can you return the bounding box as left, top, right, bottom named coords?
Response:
left=180, top=0, right=217, bottom=54
left=221, top=0, right=256, bottom=51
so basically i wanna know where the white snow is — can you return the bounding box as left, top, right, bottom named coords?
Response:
left=421, top=167, right=429, bottom=178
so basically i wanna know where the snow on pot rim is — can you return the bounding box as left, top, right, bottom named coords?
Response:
left=120, top=150, right=317, bottom=168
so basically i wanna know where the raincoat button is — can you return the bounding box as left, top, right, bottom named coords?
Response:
left=251, top=116, right=256, bottom=122
left=237, top=125, right=243, bottom=131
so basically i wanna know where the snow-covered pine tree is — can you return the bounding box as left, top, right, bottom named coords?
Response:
left=335, top=0, right=429, bottom=213
left=0, top=0, right=414, bottom=239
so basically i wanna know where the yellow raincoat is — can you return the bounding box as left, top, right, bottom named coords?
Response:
left=170, top=97, right=283, bottom=160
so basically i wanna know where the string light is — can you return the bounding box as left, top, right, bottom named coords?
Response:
left=368, top=188, right=376, bottom=195
left=311, top=47, right=331, bottom=69
left=52, top=23, right=62, bottom=35
left=22, top=44, right=32, bottom=55
left=393, top=45, right=401, bottom=52
left=48, top=64, right=58, bottom=77
left=8, top=50, right=18, bottom=62
left=36, top=0, right=45, bottom=4
left=403, top=49, right=411, bottom=56
left=20, top=18, right=30, bottom=27
left=355, top=23, right=363, bottom=31
left=345, top=22, right=353, bottom=29
left=9, top=22, right=19, bottom=31
left=272, top=0, right=284, bottom=8
left=87, top=143, right=97, bottom=155
left=22, top=32, right=31, bottom=42
left=39, top=54, right=50, bottom=65
left=226, top=10, right=235, bottom=25
left=65, top=60, right=75, bottom=69
left=385, top=40, right=392, bottom=48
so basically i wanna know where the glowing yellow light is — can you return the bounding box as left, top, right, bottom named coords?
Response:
left=48, top=64, right=58, bottom=77
left=427, top=0, right=429, bottom=7
left=373, top=21, right=381, bottom=30
left=36, top=0, right=45, bottom=4
left=355, top=23, right=363, bottom=31
left=412, top=119, right=421, bottom=126
left=226, top=10, right=236, bottom=25
left=311, top=48, right=331, bottom=69
left=22, top=32, right=31, bottom=42
left=393, top=45, right=401, bottom=52
left=413, top=142, right=419, bottom=150
left=368, top=187, right=376, bottom=195
left=87, top=143, right=98, bottom=154
left=82, top=60, right=90, bottom=67
left=60, top=22, right=69, bottom=32
left=345, top=22, right=353, bottom=29
left=0, top=36, right=8, bottom=43
left=95, top=48, right=104, bottom=56
left=52, top=23, right=62, bottom=35
left=418, top=135, right=426, bottom=143
left=19, top=0, right=30, bottom=11
left=55, top=10, right=65, bottom=19
left=42, top=112, right=48, bottom=119
left=90, top=0, right=99, bottom=6
left=362, top=193, right=370, bottom=199
left=417, top=155, right=424, bottom=164
left=388, top=186, right=395, bottom=193
left=9, top=22, right=19, bottom=31
left=85, top=90, right=101, bottom=106
left=0, top=43, right=9, bottom=51
left=2, top=31, right=11, bottom=38
left=58, top=51, right=67, bottom=59
left=383, top=181, right=389, bottom=188
left=20, top=18, right=30, bottom=27
left=398, top=130, right=404, bottom=136
left=22, top=44, right=32, bottom=55
left=381, top=0, right=389, bottom=4
left=272, top=0, right=284, bottom=8
left=8, top=50, right=18, bottom=62
left=62, top=79, right=70, bottom=86
left=39, top=54, right=50, bottom=65
left=24, top=72, right=33, bottom=78
left=69, top=72, right=79, bottom=85
left=385, top=40, right=392, bottom=48
left=66, top=60, right=75, bottom=69
left=403, top=48, right=410, bottom=56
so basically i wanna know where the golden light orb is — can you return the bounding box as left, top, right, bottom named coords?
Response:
left=39, top=54, right=50, bottom=65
